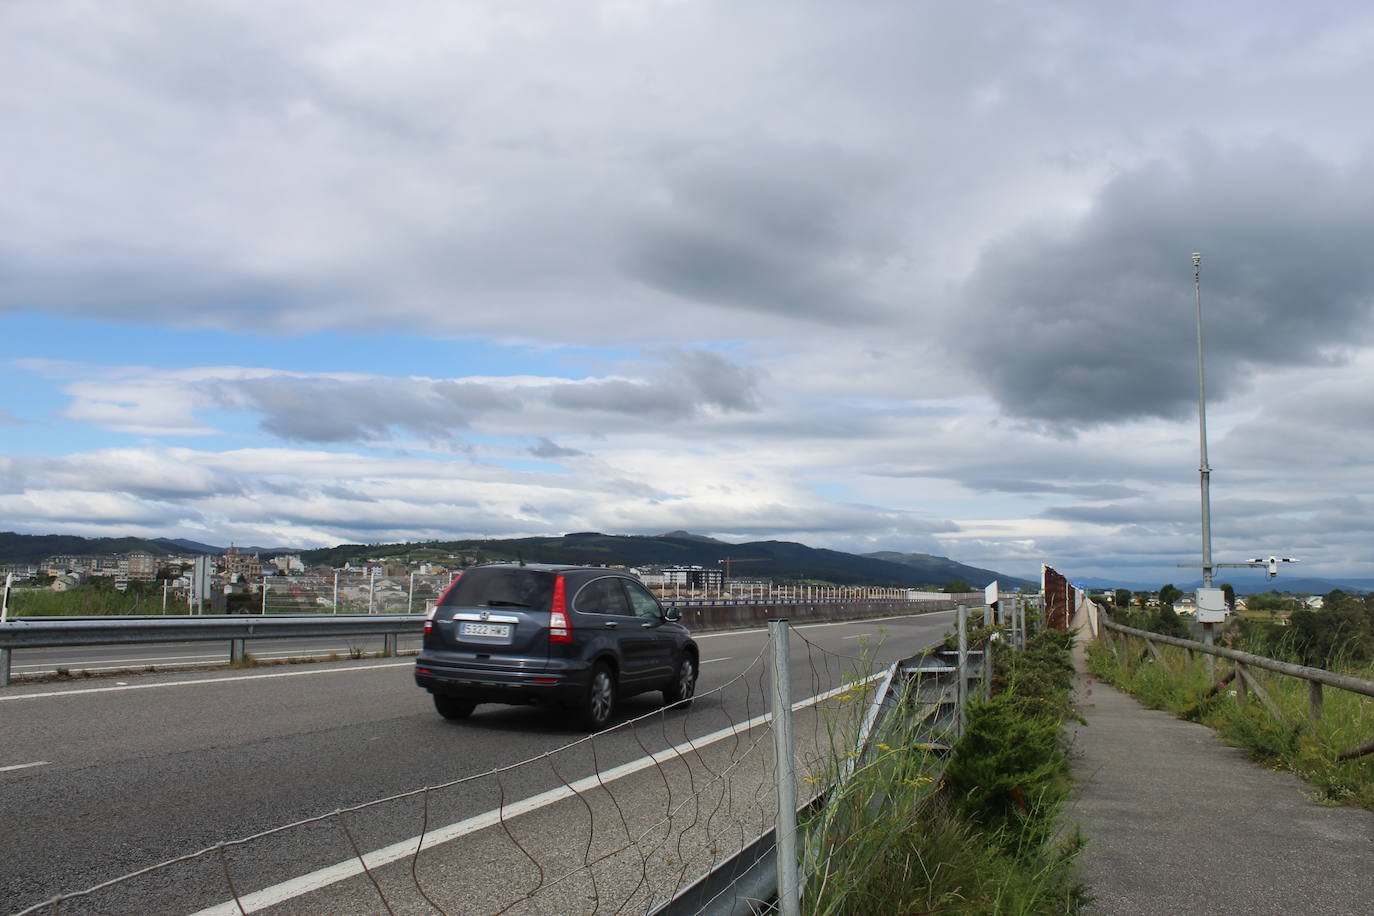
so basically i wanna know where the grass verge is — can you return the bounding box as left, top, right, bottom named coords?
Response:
left=1087, top=634, right=1374, bottom=809
left=802, top=630, right=1087, bottom=914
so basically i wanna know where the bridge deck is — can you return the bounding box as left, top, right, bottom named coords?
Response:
left=1068, top=672, right=1374, bottom=915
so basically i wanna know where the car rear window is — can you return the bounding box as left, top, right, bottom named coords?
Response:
left=439, top=568, right=555, bottom=611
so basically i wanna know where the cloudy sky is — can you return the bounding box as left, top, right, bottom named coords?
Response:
left=4, top=0, right=1373, bottom=585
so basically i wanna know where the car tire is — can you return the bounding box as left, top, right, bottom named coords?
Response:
left=663, top=655, right=696, bottom=707
left=579, top=663, right=617, bottom=731
left=434, top=695, right=476, bottom=720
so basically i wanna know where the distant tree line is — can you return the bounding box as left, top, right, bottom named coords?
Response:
left=1242, top=590, right=1374, bottom=668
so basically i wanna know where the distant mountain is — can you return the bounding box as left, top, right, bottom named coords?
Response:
left=0, top=532, right=304, bottom=564
left=153, top=537, right=225, bottom=555
left=863, top=551, right=1037, bottom=591
left=657, top=530, right=729, bottom=545
left=296, top=531, right=1030, bottom=589
left=0, top=531, right=201, bottom=563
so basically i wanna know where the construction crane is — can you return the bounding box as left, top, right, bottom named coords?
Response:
left=718, top=557, right=769, bottom=579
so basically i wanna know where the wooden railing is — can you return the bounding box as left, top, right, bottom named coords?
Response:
left=1102, top=619, right=1374, bottom=760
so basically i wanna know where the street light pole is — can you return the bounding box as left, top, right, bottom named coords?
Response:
left=1194, top=252, right=1214, bottom=591
left=1192, top=251, right=1219, bottom=664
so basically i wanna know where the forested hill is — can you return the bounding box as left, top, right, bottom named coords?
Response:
left=299, top=532, right=1034, bottom=589
left=0, top=532, right=197, bottom=563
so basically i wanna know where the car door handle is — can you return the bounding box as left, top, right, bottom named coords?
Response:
left=641, top=622, right=654, bottom=629
left=604, top=621, right=618, bottom=628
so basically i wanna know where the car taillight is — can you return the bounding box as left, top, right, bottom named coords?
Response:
left=435, top=572, right=464, bottom=607
left=548, top=574, right=572, bottom=643
left=428, top=573, right=462, bottom=634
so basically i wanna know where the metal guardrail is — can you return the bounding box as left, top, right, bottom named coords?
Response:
left=0, top=598, right=959, bottom=687
left=1103, top=619, right=1374, bottom=759
left=0, top=615, right=425, bottom=685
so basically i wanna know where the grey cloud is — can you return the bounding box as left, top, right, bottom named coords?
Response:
left=222, top=377, right=520, bottom=443
left=624, top=147, right=895, bottom=324
left=961, top=478, right=1142, bottom=500
left=959, top=142, right=1374, bottom=425
left=1041, top=498, right=1291, bottom=526
left=550, top=350, right=761, bottom=419
left=529, top=438, right=585, bottom=459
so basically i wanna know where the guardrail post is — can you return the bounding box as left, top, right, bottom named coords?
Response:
left=766, top=618, right=800, bottom=916
left=230, top=639, right=246, bottom=665
left=383, top=633, right=397, bottom=657
left=0, top=647, right=11, bottom=687
left=983, top=629, right=994, bottom=700
left=1309, top=680, right=1324, bottom=721
left=956, top=605, right=968, bottom=737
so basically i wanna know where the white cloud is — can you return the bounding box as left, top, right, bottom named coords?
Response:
left=4, top=2, right=1374, bottom=584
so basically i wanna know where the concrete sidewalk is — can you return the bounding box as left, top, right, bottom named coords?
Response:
left=1067, top=672, right=1374, bottom=916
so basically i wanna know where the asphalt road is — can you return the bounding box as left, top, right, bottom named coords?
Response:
left=0, top=610, right=956, bottom=915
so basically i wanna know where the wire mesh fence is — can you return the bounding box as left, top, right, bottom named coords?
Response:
left=10, top=618, right=925, bottom=916
left=260, top=574, right=456, bottom=615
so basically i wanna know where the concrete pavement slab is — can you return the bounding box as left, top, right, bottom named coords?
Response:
left=1068, top=673, right=1374, bottom=916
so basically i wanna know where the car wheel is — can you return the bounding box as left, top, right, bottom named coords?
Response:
left=434, top=695, right=476, bottom=720
left=663, top=655, right=696, bottom=707
left=579, top=663, right=616, bottom=731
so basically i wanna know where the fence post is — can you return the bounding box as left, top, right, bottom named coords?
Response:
left=1235, top=662, right=1248, bottom=708
left=332, top=573, right=339, bottom=614
left=767, top=619, right=800, bottom=916
left=408, top=571, right=416, bottom=613
left=368, top=569, right=377, bottom=615
left=1309, top=680, right=1324, bottom=721
left=956, top=605, right=968, bottom=737
left=261, top=578, right=268, bottom=615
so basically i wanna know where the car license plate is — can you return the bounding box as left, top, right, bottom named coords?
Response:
left=459, top=621, right=512, bottom=638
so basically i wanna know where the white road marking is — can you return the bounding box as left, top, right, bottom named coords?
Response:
left=13, top=648, right=418, bottom=676
left=700, top=657, right=731, bottom=664
left=0, top=662, right=413, bottom=702
left=14, top=645, right=421, bottom=672
left=188, top=671, right=885, bottom=916
left=0, top=761, right=50, bottom=773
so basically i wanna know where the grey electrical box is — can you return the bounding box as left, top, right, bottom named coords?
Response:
left=1196, top=587, right=1228, bottom=623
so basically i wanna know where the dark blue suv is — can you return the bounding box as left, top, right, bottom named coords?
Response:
left=414, top=564, right=698, bottom=730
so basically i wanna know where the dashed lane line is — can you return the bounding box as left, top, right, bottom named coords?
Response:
left=0, top=761, right=50, bottom=773
left=0, top=662, right=414, bottom=702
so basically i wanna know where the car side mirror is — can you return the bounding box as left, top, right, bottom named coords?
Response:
left=662, top=606, right=681, bottom=622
